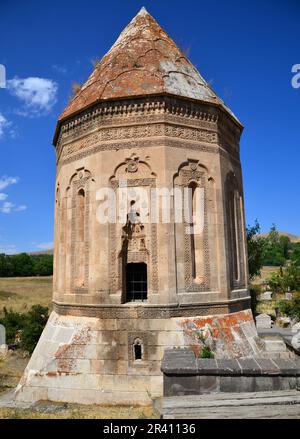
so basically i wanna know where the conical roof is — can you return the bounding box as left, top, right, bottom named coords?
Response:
left=59, top=7, right=238, bottom=123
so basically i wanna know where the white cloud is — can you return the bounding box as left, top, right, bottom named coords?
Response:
left=0, top=243, right=17, bottom=254
left=35, top=241, right=53, bottom=250
left=0, top=113, right=17, bottom=139
left=52, top=65, right=67, bottom=75
left=15, top=205, right=27, bottom=212
left=0, top=202, right=27, bottom=214
left=0, top=177, right=26, bottom=214
left=0, top=176, right=19, bottom=190
left=0, top=112, right=10, bottom=138
left=7, top=77, right=58, bottom=116
left=0, top=201, right=14, bottom=214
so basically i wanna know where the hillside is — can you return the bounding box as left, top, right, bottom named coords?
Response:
left=259, top=231, right=300, bottom=243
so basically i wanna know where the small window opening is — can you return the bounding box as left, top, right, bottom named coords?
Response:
left=133, top=339, right=142, bottom=361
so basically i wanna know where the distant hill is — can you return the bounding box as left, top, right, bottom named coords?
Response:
left=28, top=249, right=53, bottom=255
left=259, top=231, right=300, bottom=243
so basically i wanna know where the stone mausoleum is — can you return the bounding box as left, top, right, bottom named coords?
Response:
left=16, top=8, right=263, bottom=405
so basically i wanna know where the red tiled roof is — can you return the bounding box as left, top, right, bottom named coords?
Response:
left=59, top=7, right=238, bottom=123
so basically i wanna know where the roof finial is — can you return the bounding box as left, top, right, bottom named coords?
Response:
left=137, top=6, right=148, bottom=17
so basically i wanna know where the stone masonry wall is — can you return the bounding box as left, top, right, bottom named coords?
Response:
left=16, top=309, right=263, bottom=405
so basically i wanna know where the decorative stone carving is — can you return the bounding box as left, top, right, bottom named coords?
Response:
left=174, top=161, right=210, bottom=292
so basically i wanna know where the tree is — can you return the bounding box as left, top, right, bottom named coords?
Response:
left=0, top=253, right=53, bottom=277
left=291, top=243, right=300, bottom=266
left=267, top=262, right=300, bottom=294
left=32, top=254, right=53, bottom=276
left=262, top=224, right=288, bottom=266
left=12, top=253, right=34, bottom=277
left=247, top=220, right=265, bottom=280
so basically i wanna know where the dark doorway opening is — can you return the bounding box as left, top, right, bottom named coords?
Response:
left=126, top=263, right=147, bottom=302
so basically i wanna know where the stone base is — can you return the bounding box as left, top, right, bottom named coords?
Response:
left=15, top=308, right=262, bottom=405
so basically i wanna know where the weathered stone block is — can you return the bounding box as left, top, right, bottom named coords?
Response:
left=255, top=359, right=279, bottom=375
left=237, top=358, right=261, bottom=375
left=254, top=376, right=276, bottom=392
left=164, top=374, right=200, bottom=397
left=197, top=359, right=218, bottom=375
left=199, top=375, right=220, bottom=393
left=216, top=359, right=241, bottom=375
left=162, top=348, right=197, bottom=375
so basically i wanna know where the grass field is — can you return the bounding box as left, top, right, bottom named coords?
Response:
left=0, top=276, right=53, bottom=314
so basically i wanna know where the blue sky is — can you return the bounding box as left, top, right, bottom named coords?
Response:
left=0, top=0, right=299, bottom=253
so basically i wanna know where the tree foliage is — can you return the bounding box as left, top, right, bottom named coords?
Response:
left=247, top=220, right=265, bottom=280
left=262, top=225, right=292, bottom=266
left=0, top=253, right=53, bottom=277
left=267, top=262, right=300, bottom=294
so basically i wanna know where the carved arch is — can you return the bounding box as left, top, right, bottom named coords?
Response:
left=225, top=171, right=246, bottom=289
left=173, top=160, right=211, bottom=292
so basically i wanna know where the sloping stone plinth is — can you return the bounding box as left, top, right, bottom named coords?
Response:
left=15, top=309, right=261, bottom=405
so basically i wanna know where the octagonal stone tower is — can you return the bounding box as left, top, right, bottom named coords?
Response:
left=16, top=8, right=261, bottom=405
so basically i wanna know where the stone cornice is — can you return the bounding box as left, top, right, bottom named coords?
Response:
left=53, top=296, right=250, bottom=319
left=54, top=95, right=242, bottom=148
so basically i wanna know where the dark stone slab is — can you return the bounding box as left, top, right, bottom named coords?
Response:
left=219, top=376, right=255, bottom=393
left=293, top=359, right=300, bottom=374
left=162, top=349, right=197, bottom=375
left=278, top=376, right=297, bottom=390
left=272, top=359, right=298, bottom=376
left=199, top=375, right=220, bottom=394
left=239, top=376, right=256, bottom=392
left=254, top=376, right=277, bottom=392
left=255, top=359, right=279, bottom=375
left=237, top=358, right=261, bottom=375
left=164, top=374, right=200, bottom=397
left=196, top=359, right=218, bottom=375
left=216, top=359, right=241, bottom=375
left=220, top=376, right=238, bottom=392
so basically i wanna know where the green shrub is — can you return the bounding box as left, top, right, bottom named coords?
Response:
left=0, top=305, right=49, bottom=353
left=0, top=307, right=26, bottom=344
left=21, top=305, right=49, bottom=354
left=200, top=346, right=214, bottom=359
left=277, top=294, right=300, bottom=321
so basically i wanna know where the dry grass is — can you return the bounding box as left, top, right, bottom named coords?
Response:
left=0, top=276, right=53, bottom=314
left=0, top=405, right=157, bottom=419
left=0, top=351, right=158, bottom=419
left=0, top=351, right=28, bottom=395
left=252, top=266, right=278, bottom=285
